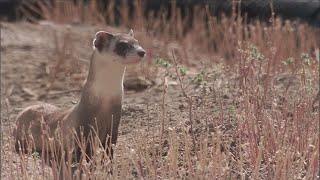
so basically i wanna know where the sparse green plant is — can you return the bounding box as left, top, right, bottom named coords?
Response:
left=301, top=53, right=312, bottom=66
left=238, top=43, right=265, bottom=62
left=282, top=57, right=294, bottom=66
left=155, top=56, right=208, bottom=86
left=31, top=152, right=40, bottom=159
left=248, top=44, right=265, bottom=61
left=178, top=66, right=187, bottom=76
left=155, top=57, right=171, bottom=68
left=192, top=70, right=207, bottom=86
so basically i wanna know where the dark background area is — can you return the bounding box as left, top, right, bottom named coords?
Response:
left=1, top=0, right=319, bottom=27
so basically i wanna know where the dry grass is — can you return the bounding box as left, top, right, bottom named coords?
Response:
left=3, top=0, right=319, bottom=179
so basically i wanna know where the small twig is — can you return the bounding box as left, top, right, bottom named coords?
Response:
left=171, top=51, right=188, bottom=99
left=38, top=89, right=81, bottom=100
left=171, top=51, right=195, bottom=143
left=160, top=76, right=168, bottom=143
left=312, top=90, right=320, bottom=109
left=78, top=57, right=90, bottom=64
left=47, top=89, right=81, bottom=96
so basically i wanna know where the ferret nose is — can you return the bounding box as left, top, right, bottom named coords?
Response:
left=137, top=50, right=146, bottom=58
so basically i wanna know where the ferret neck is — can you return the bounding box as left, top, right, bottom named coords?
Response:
left=84, top=50, right=126, bottom=96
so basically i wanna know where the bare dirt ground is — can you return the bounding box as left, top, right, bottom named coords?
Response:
left=1, top=21, right=319, bottom=179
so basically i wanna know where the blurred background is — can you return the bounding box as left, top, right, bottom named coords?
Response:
left=1, top=0, right=319, bottom=27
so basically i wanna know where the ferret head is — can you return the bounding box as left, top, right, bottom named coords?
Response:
left=93, top=29, right=146, bottom=64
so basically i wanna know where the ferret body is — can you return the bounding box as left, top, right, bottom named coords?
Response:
left=14, top=29, right=146, bottom=160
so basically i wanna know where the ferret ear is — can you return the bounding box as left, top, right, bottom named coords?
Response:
left=93, top=31, right=114, bottom=51
left=128, top=29, right=134, bottom=37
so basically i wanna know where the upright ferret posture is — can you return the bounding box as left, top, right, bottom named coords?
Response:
left=14, top=29, right=146, bottom=160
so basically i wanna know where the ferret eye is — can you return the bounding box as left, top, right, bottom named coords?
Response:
left=115, top=42, right=132, bottom=57
left=118, top=42, right=132, bottom=49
